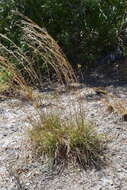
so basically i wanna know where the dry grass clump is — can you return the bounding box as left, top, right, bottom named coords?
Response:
left=28, top=113, right=106, bottom=169
left=0, top=55, right=36, bottom=103
left=0, top=14, right=76, bottom=101
left=104, top=98, right=127, bottom=121
left=21, top=14, right=76, bottom=85
left=112, top=101, right=127, bottom=121
left=0, top=56, right=27, bottom=86
left=0, top=14, right=76, bottom=87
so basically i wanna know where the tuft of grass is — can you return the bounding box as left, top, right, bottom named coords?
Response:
left=28, top=113, right=106, bottom=169
left=103, top=97, right=127, bottom=121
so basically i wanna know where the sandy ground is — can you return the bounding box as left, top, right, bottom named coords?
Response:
left=0, top=80, right=127, bottom=190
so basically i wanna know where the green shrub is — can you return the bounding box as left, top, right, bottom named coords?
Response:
left=1, top=0, right=127, bottom=72
left=21, top=0, right=127, bottom=69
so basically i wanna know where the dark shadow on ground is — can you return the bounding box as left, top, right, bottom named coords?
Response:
left=80, top=63, right=127, bottom=88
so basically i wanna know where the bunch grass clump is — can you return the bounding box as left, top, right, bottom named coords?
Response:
left=0, top=14, right=76, bottom=101
left=0, top=14, right=76, bottom=89
left=105, top=98, right=127, bottom=121
left=21, top=14, right=76, bottom=85
left=28, top=113, right=106, bottom=169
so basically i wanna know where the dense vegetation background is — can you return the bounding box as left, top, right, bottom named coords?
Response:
left=0, top=0, right=127, bottom=84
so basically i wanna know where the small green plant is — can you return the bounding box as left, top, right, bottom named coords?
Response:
left=28, top=113, right=106, bottom=169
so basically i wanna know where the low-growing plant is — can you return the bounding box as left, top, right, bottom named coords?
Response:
left=28, top=113, right=106, bottom=169
left=105, top=98, right=127, bottom=121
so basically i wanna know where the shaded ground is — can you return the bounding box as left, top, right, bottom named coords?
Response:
left=0, top=72, right=127, bottom=189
